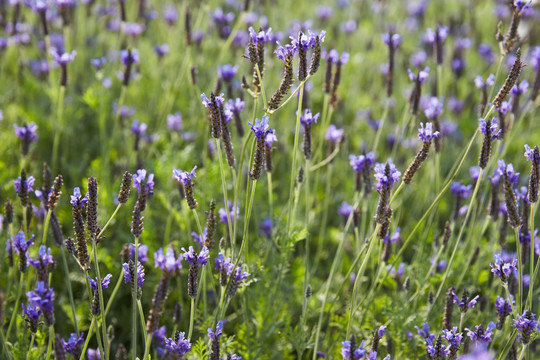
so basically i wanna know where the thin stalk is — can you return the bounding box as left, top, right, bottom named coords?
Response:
left=132, top=236, right=139, bottom=360
left=287, top=86, right=305, bottom=234
left=97, top=204, right=122, bottom=239
left=6, top=272, right=25, bottom=340
left=309, top=146, right=340, bottom=171
left=45, top=325, right=54, bottom=360
left=433, top=168, right=485, bottom=304
left=79, top=318, right=96, bottom=360
left=515, top=228, right=523, bottom=314
left=345, top=225, right=380, bottom=339
left=142, top=333, right=152, bottom=360
left=52, top=85, right=66, bottom=173
left=92, top=239, right=108, bottom=360
left=215, top=138, right=234, bottom=251
left=255, top=64, right=267, bottom=106
left=303, top=158, right=311, bottom=314
left=60, top=246, right=79, bottom=334
left=372, top=99, right=390, bottom=152
left=269, top=77, right=311, bottom=116
left=26, top=334, right=35, bottom=360
left=504, top=284, right=518, bottom=315
left=267, top=172, right=273, bottom=228
left=517, top=344, right=527, bottom=360
left=188, top=297, right=195, bottom=340
left=104, top=269, right=124, bottom=317
left=137, top=300, right=148, bottom=341
left=312, top=195, right=360, bottom=359
left=41, top=209, right=52, bottom=246
left=315, top=163, right=334, bottom=262
left=526, top=203, right=535, bottom=309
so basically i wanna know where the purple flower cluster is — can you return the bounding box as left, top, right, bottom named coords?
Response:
left=163, top=331, right=191, bottom=356
left=349, top=152, right=375, bottom=173
left=474, top=74, right=495, bottom=89
left=407, top=67, right=429, bottom=83
left=490, top=252, right=518, bottom=283
left=465, top=323, right=496, bottom=344
left=248, top=116, right=271, bottom=140
left=154, top=248, right=182, bottom=272
left=183, top=246, right=210, bottom=268
left=418, top=122, right=440, bottom=143
left=14, top=123, right=39, bottom=143
left=374, top=159, right=401, bottom=191
left=299, top=109, right=320, bottom=127
left=173, top=166, right=197, bottom=187
left=133, top=169, right=155, bottom=197
left=450, top=182, right=472, bottom=199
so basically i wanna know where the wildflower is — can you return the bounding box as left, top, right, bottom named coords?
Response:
left=442, top=328, right=463, bottom=359
left=14, top=171, right=35, bottom=207
left=133, top=169, right=155, bottom=208
left=87, top=274, right=112, bottom=316
left=167, top=112, right=183, bottom=132
left=14, top=123, right=39, bottom=155
left=154, top=43, right=169, bottom=58
left=452, top=290, right=479, bottom=313
left=493, top=49, right=524, bottom=108
left=403, top=123, right=439, bottom=184
left=163, top=331, right=191, bottom=356
left=341, top=335, right=366, bottom=359
left=62, top=333, right=85, bottom=359
left=349, top=152, right=375, bottom=193
left=374, top=159, right=401, bottom=224
left=201, top=92, right=224, bottom=138
left=382, top=31, right=401, bottom=97
left=51, top=49, right=76, bottom=86
left=259, top=217, right=272, bottom=238
left=183, top=246, right=210, bottom=298
left=26, top=281, right=54, bottom=326
left=490, top=252, right=518, bottom=283
left=123, top=261, right=145, bottom=299
left=524, top=145, right=540, bottom=203
left=465, top=323, right=496, bottom=344
left=154, top=248, right=182, bottom=273
left=502, top=164, right=521, bottom=229
left=407, top=67, right=430, bottom=115
left=117, top=171, right=133, bottom=204
left=208, top=321, right=224, bottom=360
left=514, top=310, right=539, bottom=344
left=416, top=322, right=435, bottom=341
left=12, top=231, right=34, bottom=273
left=330, top=51, right=349, bottom=107
left=120, top=49, right=138, bottom=86
left=425, top=335, right=450, bottom=359
left=478, top=118, right=501, bottom=168
left=338, top=201, right=354, bottom=219
left=22, top=303, right=41, bottom=333
left=475, top=74, right=495, bottom=116
left=173, top=167, right=198, bottom=209
left=495, top=296, right=513, bottom=329
left=248, top=117, right=273, bottom=180
left=425, top=25, right=448, bottom=64
left=29, top=245, right=54, bottom=283
left=443, top=287, right=455, bottom=330
left=300, top=109, right=320, bottom=159
left=215, top=253, right=235, bottom=286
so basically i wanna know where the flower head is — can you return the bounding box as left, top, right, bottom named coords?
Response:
left=12, top=231, right=35, bottom=254
left=450, top=182, right=472, bottom=199
left=511, top=80, right=529, bottom=96
left=208, top=321, right=224, bottom=340
left=474, top=74, right=495, bottom=89
left=51, top=49, right=76, bottom=66
left=514, top=310, right=539, bottom=344
left=163, top=331, right=191, bottom=356
left=374, top=159, right=401, bottom=191
left=131, top=119, right=147, bottom=136
left=173, top=166, right=197, bottom=187
left=183, top=246, right=210, bottom=267
left=490, top=252, right=518, bottom=283
left=382, top=33, right=401, bottom=47
left=248, top=116, right=270, bottom=140
left=423, top=97, right=443, bottom=120
left=325, top=125, right=344, bottom=143
left=123, top=262, right=145, bottom=288
left=217, top=64, right=238, bottom=81
left=349, top=152, right=375, bottom=173
left=299, top=109, right=320, bottom=127
left=87, top=274, right=112, bottom=291
left=120, top=49, right=139, bottom=65
left=133, top=169, right=155, bottom=197
left=167, top=112, right=183, bottom=132
left=418, top=122, right=440, bottom=143
left=341, top=340, right=366, bottom=359
left=14, top=123, right=39, bottom=143
left=465, top=323, right=496, bottom=344
left=407, top=67, right=429, bottom=83
left=154, top=248, right=182, bottom=272
left=14, top=176, right=36, bottom=197
left=495, top=296, right=513, bottom=316
left=62, top=333, right=85, bottom=357
left=452, top=291, right=479, bottom=312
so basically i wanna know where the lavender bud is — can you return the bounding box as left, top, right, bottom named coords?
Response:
left=65, top=237, right=76, bottom=255
left=525, top=145, right=540, bottom=203
left=131, top=201, right=144, bottom=238
left=298, top=32, right=308, bottom=81
left=173, top=302, right=182, bottom=325
left=443, top=287, right=455, bottom=330
left=185, top=7, right=192, bottom=46
left=493, top=49, right=524, bottom=108
left=268, top=51, right=294, bottom=111
left=48, top=175, right=63, bottom=211
left=504, top=167, right=521, bottom=229
left=308, top=36, right=321, bottom=75
left=206, top=200, right=216, bottom=250
left=87, top=177, right=99, bottom=238
left=118, top=171, right=133, bottom=204
left=188, top=262, right=199, bottom=298
left=146, top=272, right=170, bottom=333
left=50, top=212, right=64, bottom=247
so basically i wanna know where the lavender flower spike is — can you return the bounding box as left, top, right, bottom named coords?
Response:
left=173, top=166, right=198, bottom=209
left=490, top=252, right=518, bottom=283
left=14, top=123, right=39, bottom=155
left=403, top=123, right=439, bottom=184
left=513, top=310, right=539, bottom=344
left=524, top=144, right=540, bottom=203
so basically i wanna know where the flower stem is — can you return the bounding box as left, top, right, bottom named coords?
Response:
left=41, top=209, right=52, bottom=246
left=104, top=269, right=124, bottom=317
left=52, top=85, right=66, bottom=173
left=142, top=333, right=152, bottom=360
left=188, top=297, right=195, bottom=340
left=79, top=318, right=96, bottom=360
left=45, top=325, right=54, bottom=360
left=132, top=236, right=139, bottom=360
left=526, top=203, right=536, bottom=309
left=60, top=246, right=79, bottom=334
left=287, top=85, right=305, bottom=234
left=515, top=228, right=523, bottom=314
left=6, top=272, right=25, bottom=340
left=92, top=239, right=108, bottom=360
left=215, top=138, right=234, bottom=251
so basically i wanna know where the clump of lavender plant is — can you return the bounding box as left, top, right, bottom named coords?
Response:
left=513, top=310, right=539, bottom=344
left=173, top=166, right=198, bottom=209
left=183, top=246, right=210, bottom=298
left=163, top=330, right=191, bottom=357
left=25, top=281, right=55, bottom=326
left=62, top=333, right=85, bottom=360
left=465, top=322, right=496, bottom=344
left=403, top=122, right=439, bottom=184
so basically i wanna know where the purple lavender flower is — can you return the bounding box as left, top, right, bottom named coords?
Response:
left=62, top=333, right=85, bottom=359
left=475, top=74, right=495, bottom=89
left=418, top=122, right=440, bottom=143
left=425, top=25, right=449, bottom=44
left=122, top=22, right=145, bottom=36
left=374, top=159, right=401, bottom=191
left=51, top=49, right=76, bottom=66
left=408, top=67, right=429, bottom=83
left=14, top=123, right=39, bottom=144
left=21, top=303, right=41, bottom=333
left=120, top=49, right=139, bottom=65
left=191, top=228, right=207, bottom=248
left=514, top=311, right=539, bottom=344
left=478, top=43, right=495, bottom=64
left=128, top=243, right=148, bottom=263
left=410, top=51, right=427, bottom=68
left=338, top=201, right=353, bottom=219
left=443, top=327, right=464, bottom=355
left=87, top=274, right=112, bottom=291
left=29, top=245, right=54, bottom=281
left=218, top=201, right=239, bottom=224
left=530, top=46, right=540, bottom=71
left=424, top=97, right=443, bottom=120
left=207, top=320, right=223, bottom=340
left=415, top=323, right=435, bottom=341
left=326, top=125, right=345, bottom=143
left=495, top=295, right=513, bottom=321
left=340, top=20, right=357, bottom=34
left=259, top=217, right=272, bottom=237
left=497, top=160, right=519, bottom=184
left=465, top=323, right=496, bottom=344
left=382, top=33, right=401, bottom=48
left=511, top=80, right=529, bottom=96
left=123, top=262, right=145, bottom=288
left=217, top=64, right=238, bottom=82
left=248, top=116, right=271, bottom=140
left=90, top=57, right=106, bottom=70
left=452, top=291, right=479, bottom=312
left=12, top=231, right=35, bottom=256
left=470, top=166, right=481, bottom=183
left=316, top=5, right=333, bottom=20
left=163, top=331, right=191, bottom=356
left=26, top=281, right=54, bottom=324
left=490, top=252, right=518, bottom=283
left=341, top=340, right=366, bottom=359
left=154, top=44, right=170, bottom=58
left=349, top=152, right=375, bottom=173
left=166, top=112, right=183, bottom=132
left=173, top=167, right=197, bottom=187
left=299, top=109, right=320, bottom=126
left=131, top=119, right=147, bottom=136
left=133, top=169, right=155, bottom=197
left=87, top=349, right=101, bottom=360
left=249, top=26, right=273, bottom=45
left=215, top=253, right=235, bottom=274
left=154, top=248, right=182, bottom=272
left=275, top=42, right=296, bottom=63
left=163, top=4, right=178, bottom=25
left=450, top=182, right=472, bottom=199
left=183, top=246, right=210, bottom=268
left=425, top=337, right=450, bottom=359
left=14, top=175, right=36, bottom=198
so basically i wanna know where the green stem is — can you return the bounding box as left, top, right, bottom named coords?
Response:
left=372, top=100, right=390, bottom=152
left=45, top=325, right=54, bottom=360
left=137, top=300, right=148, bottom=341
left=517, top=343, right=527, bottom=360
left=6, top=272, right=25, bottom=340
left=515, top=228, right=523, bottom=314
left=142, top=333, right=152, bottom=360
left=188, top=297, right=195, bottom=340
left=255, top=64, right=267, bottom=106
left=52, top=85, right=66, bottom=173
left=97, top=204, right=122, bottom=239
left=41, top=209, right=52, bottom=246
left=287, top=85, right=305, bottom=234
left=26, top=333, right=35, bottom=360
left=104, top=269, right=124, bottom=317
left=526, top=203, right=535, bottom=309
left=79, top=318, right=96, bottom=360
left=92, top=239, right=108, bottom=360
left=60, top=246, right=79, bottom=334
left=132, top=236, right=139, bottom=360
left=215, top=138, right=235, bottom=252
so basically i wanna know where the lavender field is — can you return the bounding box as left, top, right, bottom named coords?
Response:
left=1, top=0, right=540, bottom=359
